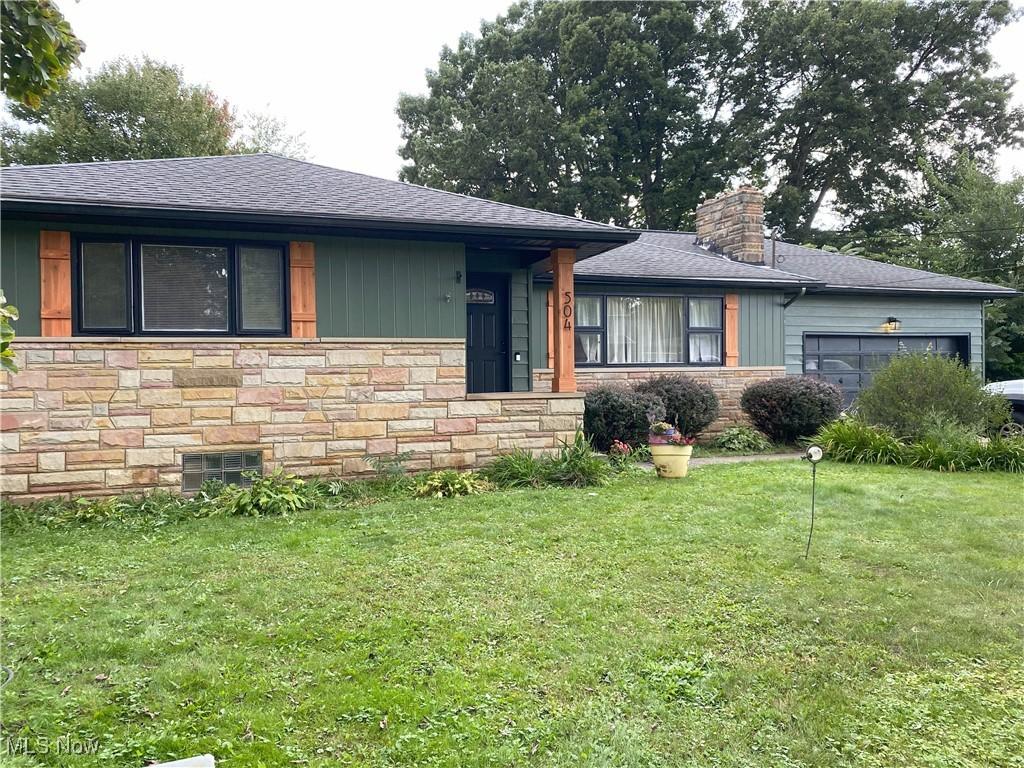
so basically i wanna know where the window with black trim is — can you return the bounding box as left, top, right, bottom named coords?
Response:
left=573, top=293, right=724, bottom=366
left=74, top=237, right=289, bottom=336
left=687, top=298, right=723, bottom=364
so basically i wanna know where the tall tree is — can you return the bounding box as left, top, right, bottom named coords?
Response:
left=399, top=1, right=745, bottom=228
left=1, top=0, right=83, bottom=108
left=739, top=0, right=1023, bottom=240
left=398, top=0, right=1022, bottom=233
left=1, top=57, right=306, bottom=165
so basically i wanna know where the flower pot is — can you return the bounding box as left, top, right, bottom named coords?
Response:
left=649, top=443, right=693, bottom=479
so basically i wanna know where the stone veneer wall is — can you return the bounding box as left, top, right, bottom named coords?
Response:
left=533, top=366, right=785, bottom=435
left=0, top=339, right=583, bottom=501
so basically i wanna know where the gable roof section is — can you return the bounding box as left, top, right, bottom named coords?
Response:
left=766, top=240, right=1017, bottom=297
left=574, top=230, right=1017, bottom=297
left=574, top=231, right=819, bottom=288
left=0, top=154, right=633, bottom=249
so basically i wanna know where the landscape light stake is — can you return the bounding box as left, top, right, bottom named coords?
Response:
left=802, top=445, right=824, bottom=558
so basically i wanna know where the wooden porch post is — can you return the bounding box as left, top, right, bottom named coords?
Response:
left=551, top=248, right=576, bottom=392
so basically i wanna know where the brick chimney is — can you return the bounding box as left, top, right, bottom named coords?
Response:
left=695, top=186, right=765, bottom=264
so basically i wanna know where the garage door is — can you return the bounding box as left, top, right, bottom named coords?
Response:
left=803, top=335, right=969, bottom=405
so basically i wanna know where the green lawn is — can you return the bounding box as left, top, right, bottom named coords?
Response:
left=2, top=462, right=1022, bottom=767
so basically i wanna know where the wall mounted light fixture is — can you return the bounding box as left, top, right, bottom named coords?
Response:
left=882, top=316, right=901, bottom=333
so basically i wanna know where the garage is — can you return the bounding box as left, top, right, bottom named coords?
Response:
left=803, top=334, right=970, bottom=405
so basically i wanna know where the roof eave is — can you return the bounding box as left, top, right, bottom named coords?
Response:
left=810, top=285, right=1020, bottom=299
left=0, top=198, right=638, bottom=254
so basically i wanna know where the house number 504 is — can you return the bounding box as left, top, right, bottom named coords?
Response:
left=562, top=291, right=573, bottom=329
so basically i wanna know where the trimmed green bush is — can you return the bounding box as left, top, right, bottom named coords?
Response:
left=633, top=375, right=719, bottom=437
left=741, top=377, right=843, bottom=443
left=584, top=385, right=665, bottom=451
left=855, top=352, right=1011, bottom=438
left=710, top=426, right=774, bottom=454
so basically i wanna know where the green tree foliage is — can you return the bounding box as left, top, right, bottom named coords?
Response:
left=398, top=1, right=745, bottom=228
left=2, top=57, right=306, bottom=165
left=833, top=158, right=1024, bottom=380
left=398, top=1, right=1022, bottom=233
left=740, top=0, right=1022, bottom=239
left=0, top=289, right=19, bottom=374
left=1, top=0, right=83, bottom=108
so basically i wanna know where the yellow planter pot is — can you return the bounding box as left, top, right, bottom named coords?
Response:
left=649, top=443, right=693, bottom=478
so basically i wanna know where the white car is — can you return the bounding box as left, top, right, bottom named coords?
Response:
left=985, top=379, right=1024, bottom=424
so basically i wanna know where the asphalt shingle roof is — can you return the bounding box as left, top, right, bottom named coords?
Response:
left=0, top=154, right=627, bottom=238
left=574, top=231, right=817, bottom=286
left=766, top=239, right=1017, bottom=296
left=576, top=230, right=1017, bottom=297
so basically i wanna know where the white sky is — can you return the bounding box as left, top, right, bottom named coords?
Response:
left=52, top=0, right=1024, bottom=181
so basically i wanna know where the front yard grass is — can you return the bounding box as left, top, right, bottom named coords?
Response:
left=2, top=462, right=1021, bottom=767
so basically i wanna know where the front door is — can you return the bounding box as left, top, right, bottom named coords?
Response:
left=466, top=274, right=510, bottom=393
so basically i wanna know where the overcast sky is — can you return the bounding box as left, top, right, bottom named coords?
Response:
left=55, top=0, right=1024, bottom=180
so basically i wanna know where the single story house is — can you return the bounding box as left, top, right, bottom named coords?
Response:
left=0, top=156, right=1014, bottom=500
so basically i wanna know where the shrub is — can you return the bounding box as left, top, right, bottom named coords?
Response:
left=741, top=377, right=843, bottom=443
left=984, top=437, right=1024, bottom=473
left=414, top=470, right=490, bottom=498
left=584, top=385, right=665, bottom=451
left=814, top=419, right=905, bottom=465
left=633, top=375, right=719, bottom=437
left=710, top=426, right=774, bottom=454
left=544, top=430, right=611, bottom=487
left=813, top=417, right=1024, bottom=473
left=855, top=352, right=1011, bottom=438
left=216, top=469, right=319, bottom=516
left=481, top=449, right=548, bottom=488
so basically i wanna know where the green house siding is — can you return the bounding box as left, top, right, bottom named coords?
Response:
left=783, top=295, right=985, bottom=374
left=739, top=292, right=785, bottom=366
left=0, top=221, right=41, bottom=336
left=530, top=281, right=786, bottom=368
left=315, top=237, right=465, bottom=338
left=1, top=220, right=468, bottom=340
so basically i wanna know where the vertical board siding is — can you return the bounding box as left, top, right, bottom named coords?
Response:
left=530, top=281, right=550, bottom=369
left=0, top=222, right=42, bottom=336
left=783, top=295, right=986, bottom=374
left=510, top=270, right=531, bottom=391
left=315, top=237, right=465, bottom=338
left=739, top=291, right=785, bottom=366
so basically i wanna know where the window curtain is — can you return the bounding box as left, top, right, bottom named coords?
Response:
left=607, top=296, right=683, bottom=363
left=575, top=296, right=602, bottom=327
left=689, top=298, right=721, bottom=327
left=688, top=333, right=722, bottom=363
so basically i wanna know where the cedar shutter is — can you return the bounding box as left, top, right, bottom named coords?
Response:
left=724, top=293, right=739, bottom=367
left=289, top=241, right=316, bottom=338
left=40, top=230, right=72, bottom=337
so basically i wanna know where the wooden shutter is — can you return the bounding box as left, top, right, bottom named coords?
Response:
left=289, top=241, right=316, bottom=338
left=40, top=230, right=72, bottom=337
left=724, top=293, right=739, bottom=367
